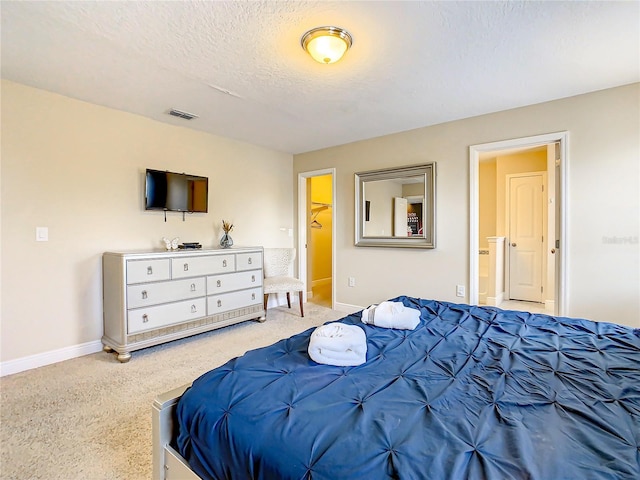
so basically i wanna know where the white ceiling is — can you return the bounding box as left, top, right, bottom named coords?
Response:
left=1, top=1, right=638, bottom=154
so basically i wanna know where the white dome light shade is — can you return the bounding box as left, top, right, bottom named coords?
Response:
left=301, top=26, right=353, bottom=64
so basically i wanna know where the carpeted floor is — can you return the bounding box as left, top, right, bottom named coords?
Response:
left=0, top=303, right=344, bottom=480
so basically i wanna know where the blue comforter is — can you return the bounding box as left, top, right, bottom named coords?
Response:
left=176, top=297, right=640, bottom=479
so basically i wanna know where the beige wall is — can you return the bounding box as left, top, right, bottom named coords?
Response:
left=294, top=83, right=640, bottom=328
left=479, top=160, right=497, bottom=248
left=2, top=81, right=638, bottom=368
left=1, top=80, right=294, bottom=363
left=494, top=149, right=547, bottom=238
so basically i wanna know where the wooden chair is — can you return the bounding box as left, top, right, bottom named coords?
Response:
left=263, top=248, right=304, bottom=317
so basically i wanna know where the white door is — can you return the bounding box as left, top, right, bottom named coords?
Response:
left=508, top=174, right=544, bottom=302
left=393, top=197, right=408, bottom=236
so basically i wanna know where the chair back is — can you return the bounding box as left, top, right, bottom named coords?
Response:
left=263, top=248, right=296, bottom=278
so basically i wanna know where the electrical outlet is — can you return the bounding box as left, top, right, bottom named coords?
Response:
left=348, top=277, right=356, bottom=287
left=456, top=285, right=465, bottom=297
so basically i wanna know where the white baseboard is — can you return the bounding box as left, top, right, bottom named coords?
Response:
left=1, top=301, right=365, bottom=377
left=0, top=340, right=103, bottom=377
left=312, top=277, right=332, bottom=288
left=266, top=293, right=299, bottom=308
left=333, top=302, right=364, bottom=315
left=487, top=292, right=504, bottom=307
left=308, top=278, right=332, bottom=300
left=545, top=299, right=555, bottom=312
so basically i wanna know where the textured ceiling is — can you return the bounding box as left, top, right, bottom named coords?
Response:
left=1, top=1, right=638, bottom=154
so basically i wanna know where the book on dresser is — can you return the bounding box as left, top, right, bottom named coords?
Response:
left=102, top=247, right=265, bottom=362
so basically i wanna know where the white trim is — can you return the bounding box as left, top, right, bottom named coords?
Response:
left=0, top=340, right=103, bottom=377
left=266, top=293, right=298, bottom=308
left=470, top=148, right=480, bottom=304
left=312, top=277, right=332, bottom=288
left=307, top=277, right=331, bottom=299
left=486, top=292, right=504, bottom=307
left=333, top=302, right=364, bottom=315
left=297, top=168, right=337, bottom=310
left=469, top=131, right=568, bottom=316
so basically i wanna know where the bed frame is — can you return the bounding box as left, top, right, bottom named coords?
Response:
left=152, top=384, right=202, bottom=480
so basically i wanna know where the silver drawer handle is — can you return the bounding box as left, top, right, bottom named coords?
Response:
left=141, top=290, right=148, bottom=299
left=142, top=314, right=149, bottom=323
left=147, top=266, right=153, bottom=275
left=251, top=275, right=255, bottom=282
left=248, top=257, right=252, bottom=265
left=251, top=293, right=256, bottom=300
left=217, top=299, right=222, bottom=307
left=222, top=260, right=227, bottom=267
left=190, top=283, right=196, bottom=292
left=191, top=305, right=197, bottom=313
left=216, top=280, right=221, bottom=287
left=184, top=263, right=189, bottom=271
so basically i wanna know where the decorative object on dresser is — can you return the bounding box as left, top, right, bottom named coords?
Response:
left=262, top=247, right=304, bottom=317
left=179, top=242, right=202, bottom=249
left=219, top=219, right=233, bottom=248
left=161, top=237, right=180, bottom=250
left=102, top=247, right=265, bottom=363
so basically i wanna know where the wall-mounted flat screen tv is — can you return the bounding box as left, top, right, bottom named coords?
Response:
left=145, top=169, right=208, bottom=213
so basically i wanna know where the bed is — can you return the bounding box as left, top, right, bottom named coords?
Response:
left=152, top=296, right=640, bottom=479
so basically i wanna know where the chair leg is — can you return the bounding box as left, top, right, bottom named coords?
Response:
left=286, top=292, right=291, bottom=309
left=298, top=291, right=304, bottom=317
left=263, top=294, right=269, bottom=316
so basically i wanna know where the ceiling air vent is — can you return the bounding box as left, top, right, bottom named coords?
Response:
left=168, top=108, right=198, bottom=120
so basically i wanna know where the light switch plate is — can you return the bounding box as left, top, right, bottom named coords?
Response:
left=36, top=227, right=48, bottom=242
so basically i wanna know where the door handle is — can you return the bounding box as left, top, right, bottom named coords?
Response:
left=551, top=248, right=556, bottom=254
left=511, top=243, right=517, bottom=247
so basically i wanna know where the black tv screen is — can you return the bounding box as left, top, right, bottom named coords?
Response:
left=145, top=169, right=208, bottom=213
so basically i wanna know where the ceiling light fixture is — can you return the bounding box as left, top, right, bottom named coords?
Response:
left=301, top=26, right=353, bottom=64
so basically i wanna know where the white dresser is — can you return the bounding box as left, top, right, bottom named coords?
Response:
left=102, top=247, right=265, bottom=362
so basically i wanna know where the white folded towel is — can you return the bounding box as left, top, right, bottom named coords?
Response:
left=361, top=301, right=420, bottom=330
left=308, top=323, right=367, bottom=366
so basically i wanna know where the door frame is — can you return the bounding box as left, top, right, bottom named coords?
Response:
left=469, top=132, right=568, bottom=315
left=297, top=168, right=336, bottom=309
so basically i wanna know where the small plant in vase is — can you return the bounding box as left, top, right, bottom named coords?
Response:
left=220, top=220, right=234, bottom=248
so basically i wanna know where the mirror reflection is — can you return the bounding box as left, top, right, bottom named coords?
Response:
left=355, top=163, right=436, bottom=248
left=363, top=176, right=425, bottom=237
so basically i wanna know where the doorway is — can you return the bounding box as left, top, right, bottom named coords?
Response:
left=470, top=132, right=568, bottom=315
left=297, top=169, right=336, bottom=309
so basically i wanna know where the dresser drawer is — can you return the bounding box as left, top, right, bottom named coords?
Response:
left=207, top=287, right=262, bottom=314
left=236, top=252, right=262, bottom=272
left=127, top=298, right=206, bottom=334
left=127, top=277, right=206, bottom=309
left=207, top=270, right=263, bottom=295
left=171, top=255, right=235, bottom=279
left=126, top=259, right=171, bottom=284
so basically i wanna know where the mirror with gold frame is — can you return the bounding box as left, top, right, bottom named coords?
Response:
left=355, top=163, right=436, bottom=248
